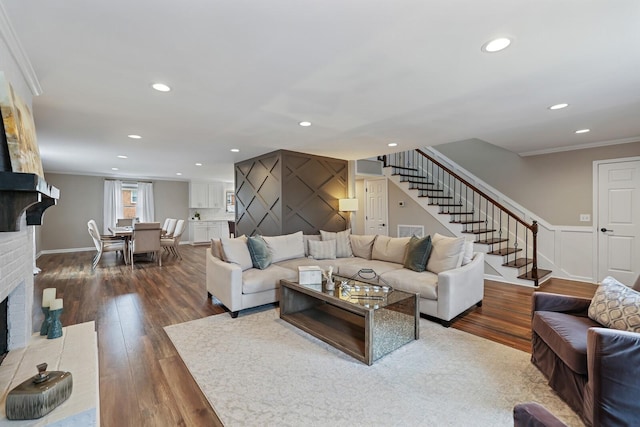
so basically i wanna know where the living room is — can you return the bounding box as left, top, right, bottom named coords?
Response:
left=1, top=1, right=640, bottom=426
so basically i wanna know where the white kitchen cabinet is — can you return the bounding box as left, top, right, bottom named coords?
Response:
left=189, top=182, right=209, bottom=208
left=190, top=181, right=224, bottom=208
left=190, top=220, right=229, bottom=244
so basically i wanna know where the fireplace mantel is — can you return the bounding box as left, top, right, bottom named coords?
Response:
left=0, top=171, right=59, bottom=232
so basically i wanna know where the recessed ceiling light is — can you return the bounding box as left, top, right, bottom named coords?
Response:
left=117, top=155, right=128, bottom=159
left=388, top=142, right=398, bottom=147
left=127, top=134, right=142, bottom=139
left=230, top=148, right=240, bottom=153
left=299, top=121, right=312, bottom=127
left=549, top=103, right=569, bottom=110
left=152, top=83, right=171, bottom=92
left=575, top=129, right=590, bottom=134
left=111, top=167, right=119, bottom=171
left=482, top=37, right=511, bottom=53
left=176, top=172, right=182, bottom=176
left=195, top=163, right=202, bottom=166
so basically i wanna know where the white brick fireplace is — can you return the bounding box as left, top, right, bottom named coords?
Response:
left=0, top=218, right=34, bottom=350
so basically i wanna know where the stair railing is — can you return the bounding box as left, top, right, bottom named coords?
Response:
left=382, top=149, right=542, bottom=285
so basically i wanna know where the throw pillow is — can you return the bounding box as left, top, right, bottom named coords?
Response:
left=308, top=239, right=337, bottom=260
left=462, top=240, right=474, bottom=265
left=247, top=236, right=272, bottom=269
left=220, top=235, right=252, bottom=271
left=371, top=235, right=411, bottom=264
left=350, top=235, right=377, bottom=260
left=320, top=229, right=353, bottom=258
left=303, top=235, right=322, bottom=257
left=403, top=235, right=433, bottom=272
left=588, top=276, right=640, bottom=333
left=210, top=237, right=223, bottom=259
left=262, top=231, right=305, bottom=263
left=426, top=233, right=465, bottom=274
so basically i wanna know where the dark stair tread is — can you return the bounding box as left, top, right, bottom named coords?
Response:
left=489, top=247, right=521, bottom=256
left=431, top=203, right=462, bottom=207
left=402, top=179, right=435, bottom=184
left=503, top=258, right=532, bottom=268
left=388, top=165, right=418, bottom=172
left=421, top=195, right=452, bottom=199
left=477, top=237, right=509, bottom=244
left=411, top=186, right=443, bottom=191
left=441, top=211, right=475, bottom=215
left=519, top=269, right=552, bottom=281
left=395, top=173, right=428, bottom=179
left=450, top=220, right=484, bottom=224
left=461, top=228, right=496, bottom=234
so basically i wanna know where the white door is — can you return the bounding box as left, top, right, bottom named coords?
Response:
left=365, top=178, right=389, bottom=236
left=597, top=160, right=640, bottom=283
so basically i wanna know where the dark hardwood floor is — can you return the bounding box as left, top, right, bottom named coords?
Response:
left=33, top=245, right=598, bottom=426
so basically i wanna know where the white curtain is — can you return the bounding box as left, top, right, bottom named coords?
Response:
left=136, top=182, right=155, bottom=223
left=103, top=180, right=123, bottom=234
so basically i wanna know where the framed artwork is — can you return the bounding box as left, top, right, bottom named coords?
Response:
left=0, top=72, right=44, bottom=177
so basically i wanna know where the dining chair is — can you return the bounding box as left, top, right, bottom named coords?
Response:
left=164, top=218, right=178, bottom=238
left=87, top=219, right=126, bottom=269
left=161, top=218, right=171, bottom=236
left=228, top=220, right=236, bottom=238
left=129, top=222, right=162, bottom=270
left=161, top=219, right=186, bottom=259
left=116, top=218, right=133, bottom=227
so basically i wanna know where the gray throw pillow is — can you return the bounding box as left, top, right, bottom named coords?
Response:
left=247, top=236, right=272, bottom=270
left=403, top=235, right=432, bottom=272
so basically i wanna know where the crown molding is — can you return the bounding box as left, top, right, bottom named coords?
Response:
left=0, top=2, right=42, bottom=96
left=518, top=136, right=640, bottom=157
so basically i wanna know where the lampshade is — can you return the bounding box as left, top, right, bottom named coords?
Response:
left=339, top=198, right=358, bottom=212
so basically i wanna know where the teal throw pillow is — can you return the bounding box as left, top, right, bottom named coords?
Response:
left=403, top=235, right=432, bottom=272
left=247, top=236, right=272, bottom=270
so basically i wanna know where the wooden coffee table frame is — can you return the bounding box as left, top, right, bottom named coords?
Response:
left=279, top=279, right=419, bottom=365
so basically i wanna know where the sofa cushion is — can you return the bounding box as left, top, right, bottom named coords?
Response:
left=308, top=239, right=337, bottom=260
left=247, top=236, right=272, bottom=270
left=403, top=235, right=432, bottom=272
left=303, top=235, right=322, bottom=257
left=532, top=311, right=601, bottom=375
left=371, top=236, right=411, bottom=264
left=588, top=276, right=640, bottom=333
left=427, top=233, right=465, bottom=274
left=262, top=231, right=305, bottom=263
left=241, top=265, right=297, bottom=294
left=274, top=257, right=338, bottom=272
left=350, top=235, right=377, bottom=260
left=320, top=229, right=353, bottom=258
left=462, top=240, right=474, bottom=266
left=221, top=235, right=252, bottom=271
left=381, top=268, right=438, bottom=300
left=337, top=259, right=403, bottom=279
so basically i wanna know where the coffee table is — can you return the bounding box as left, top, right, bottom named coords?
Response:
left=279, top=275, right=419, bottom=365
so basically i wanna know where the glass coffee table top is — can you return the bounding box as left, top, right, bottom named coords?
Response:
left=297, top=275, right=410, bottom=309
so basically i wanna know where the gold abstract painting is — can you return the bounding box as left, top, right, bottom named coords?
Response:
left=0, top=72, right=44, bottom=177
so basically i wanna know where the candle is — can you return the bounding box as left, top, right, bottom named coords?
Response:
left=50, top=298, right=63, bottom=311
left=42, top=288, right=56, bottom=308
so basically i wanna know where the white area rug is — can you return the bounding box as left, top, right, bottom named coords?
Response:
left=165, top=309, right=582, bottom=426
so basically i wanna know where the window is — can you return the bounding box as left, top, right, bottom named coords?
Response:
left=122, top=182, right=138, bottom=219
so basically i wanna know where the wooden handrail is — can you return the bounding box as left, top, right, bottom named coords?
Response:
left=414, top=149, right=534, bottom=231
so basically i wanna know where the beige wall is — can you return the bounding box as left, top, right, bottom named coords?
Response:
left=387, top=181, right=451, bottom=238
left=39, top=173, right=189, bottom=251
left=435, top=139, right=640, bottom=226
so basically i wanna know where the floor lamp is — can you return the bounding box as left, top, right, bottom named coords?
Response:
left=339, top=198, right=359, bottom=230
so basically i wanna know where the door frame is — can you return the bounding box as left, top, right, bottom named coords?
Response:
left=592, top=155, right=640, bottom=281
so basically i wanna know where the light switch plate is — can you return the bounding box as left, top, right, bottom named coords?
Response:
left=580, top=214, right=591, bottom=222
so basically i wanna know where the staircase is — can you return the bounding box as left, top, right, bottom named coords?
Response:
left=382, top=149, right=551, bottom=286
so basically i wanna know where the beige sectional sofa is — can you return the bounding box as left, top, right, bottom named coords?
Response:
left=206, top=230, right=484, bottom=326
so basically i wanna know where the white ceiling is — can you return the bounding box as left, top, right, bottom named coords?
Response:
left=3, top=0, right=640, bottom=182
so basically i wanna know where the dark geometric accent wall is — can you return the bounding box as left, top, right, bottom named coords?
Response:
left=235, top=150, right=348, bottom=237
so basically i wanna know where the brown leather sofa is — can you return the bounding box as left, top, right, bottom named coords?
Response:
left=513, top=402, right=567, bottom=427
left=531, top=290, right=640, bottom=427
